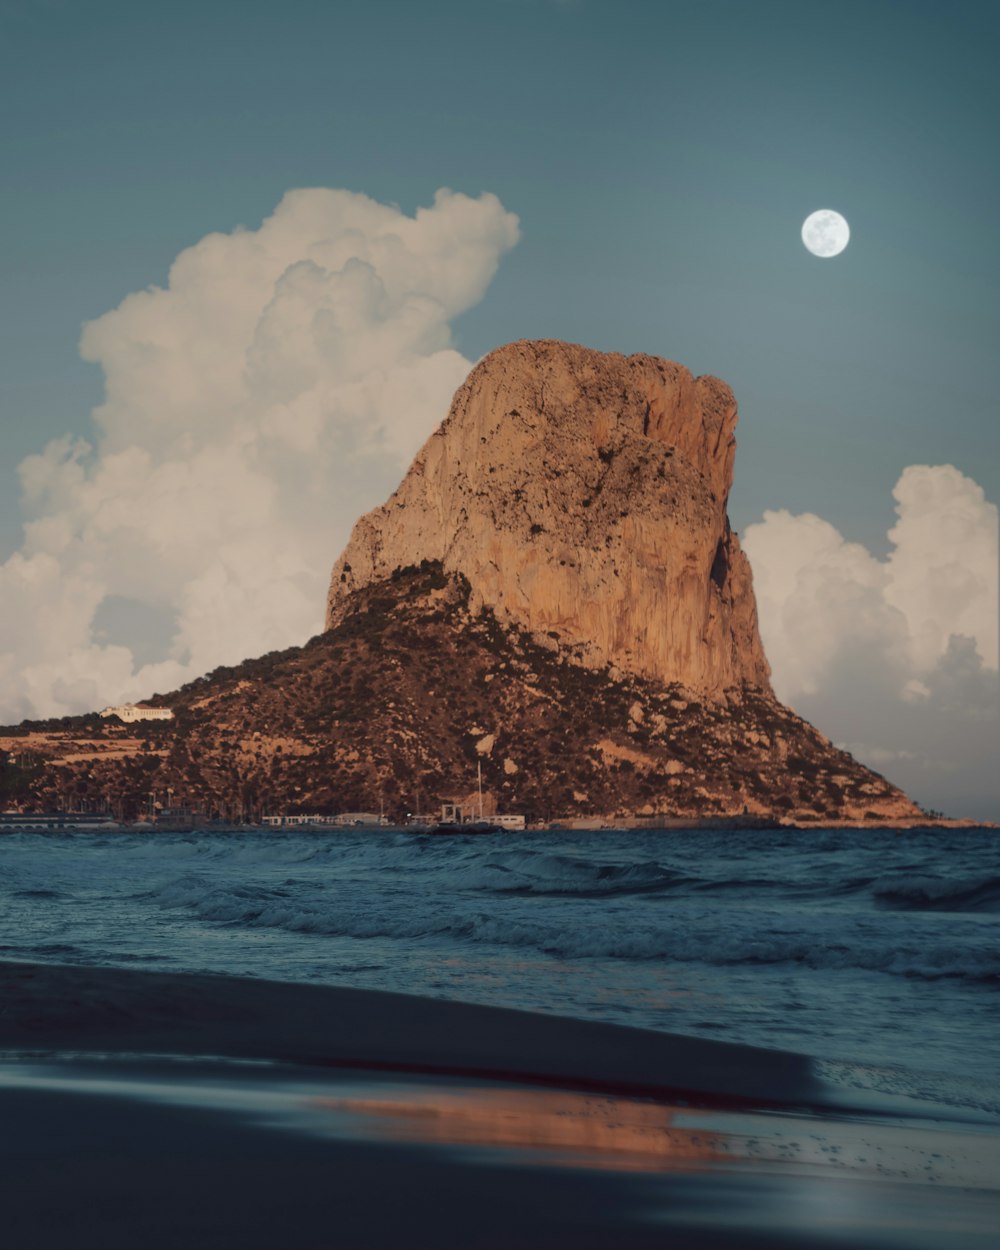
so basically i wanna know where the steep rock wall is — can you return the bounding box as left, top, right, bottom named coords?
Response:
left=327, top=339, right=771, bottom=701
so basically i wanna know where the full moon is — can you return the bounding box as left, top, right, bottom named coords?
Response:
left=801, top=209, right=850, bottom=258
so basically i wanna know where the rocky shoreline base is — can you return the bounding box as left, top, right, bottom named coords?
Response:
left=1, top=813, right=990, bottom=834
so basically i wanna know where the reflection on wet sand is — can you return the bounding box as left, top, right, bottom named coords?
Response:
left=311, top=1084, right=1000, bottom=1190
left=313, top=1087, right=724, bottom=1171
left=3, top=1054, right=999, bottom=1196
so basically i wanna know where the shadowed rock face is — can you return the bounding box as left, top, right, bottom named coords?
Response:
left=8, top=565, right=922, bottom=824
left=327, top=340, right=771, bottom=702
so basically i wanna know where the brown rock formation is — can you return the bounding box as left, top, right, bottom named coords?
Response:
left=3, top=340, right=928, bottom=826
left=327, top=340, right=770, bottom=701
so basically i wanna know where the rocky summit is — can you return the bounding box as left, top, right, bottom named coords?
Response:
left=329, top=339, right=770, bottom=701
left=2, top=340, right=925, bottom=825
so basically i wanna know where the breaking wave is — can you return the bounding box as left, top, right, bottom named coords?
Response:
left=147, top=873, right=1000, bottom=983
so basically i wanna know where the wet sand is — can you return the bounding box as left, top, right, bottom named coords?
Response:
left=1, top=960, right=997, bottom=1249
left=0, top=959, right=821, bottom=1107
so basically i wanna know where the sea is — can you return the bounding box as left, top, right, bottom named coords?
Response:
left=1, top=824, right=998, bottom=1117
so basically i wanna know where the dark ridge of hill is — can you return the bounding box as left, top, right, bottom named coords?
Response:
left=6, top=563, right=920, bottom=825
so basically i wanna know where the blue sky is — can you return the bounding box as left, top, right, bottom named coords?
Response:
left=0, top=0, right=997, bottom=814
left=3, top=0, right=996, bottom=550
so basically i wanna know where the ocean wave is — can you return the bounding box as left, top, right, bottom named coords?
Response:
left=148, top=875, right=1000, bottom=983
left=872, top=873, right=1000, bottom=912
left=450, top=850, right=688, bottom=897
left=6, top=826, right=998, bottom=1093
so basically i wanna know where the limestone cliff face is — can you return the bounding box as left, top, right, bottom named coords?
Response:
left=327, top=339, right=771, bottom=701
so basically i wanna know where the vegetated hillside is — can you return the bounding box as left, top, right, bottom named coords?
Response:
left=6, top=563, right=920, bottom=825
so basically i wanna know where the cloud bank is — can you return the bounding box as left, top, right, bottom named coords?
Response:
left=0, top=187, right=519, bottom=722
left=744, top=465, right=998, bottom=819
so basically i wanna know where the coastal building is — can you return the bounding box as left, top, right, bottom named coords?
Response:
left=99, top=704, right=174, bottom=724
left=260, top=813, right=387, bottom=828
left=439, top=799, right=525, bottom=830
left=260, top=814, right=330, bottom=827
left=0, top=812, right=119, bottom=830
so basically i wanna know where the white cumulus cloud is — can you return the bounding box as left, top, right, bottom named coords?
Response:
left=0, top=187, right=519, bottom=721
left=744, top=465, right=999, bottom=819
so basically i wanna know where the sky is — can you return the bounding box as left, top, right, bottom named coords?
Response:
left=0, top=0, right=996, bottom=817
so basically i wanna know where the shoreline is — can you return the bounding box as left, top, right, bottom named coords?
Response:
left=0, top=959, right=993, bottom=1126
left=1, top=960, right=998, bottom=1249
left=0, top=959, right=822, bottom=1112
left=1, top=814, right=994, bottom=834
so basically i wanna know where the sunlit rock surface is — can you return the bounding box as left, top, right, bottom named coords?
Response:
left=328, top=340, right=770, bottom=701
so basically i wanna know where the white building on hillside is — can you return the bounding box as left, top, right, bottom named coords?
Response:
left=100, top=704, right=174, bottom=723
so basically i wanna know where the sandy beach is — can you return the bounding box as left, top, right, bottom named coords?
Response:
left=1, top=960, right=998, bottom=1249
